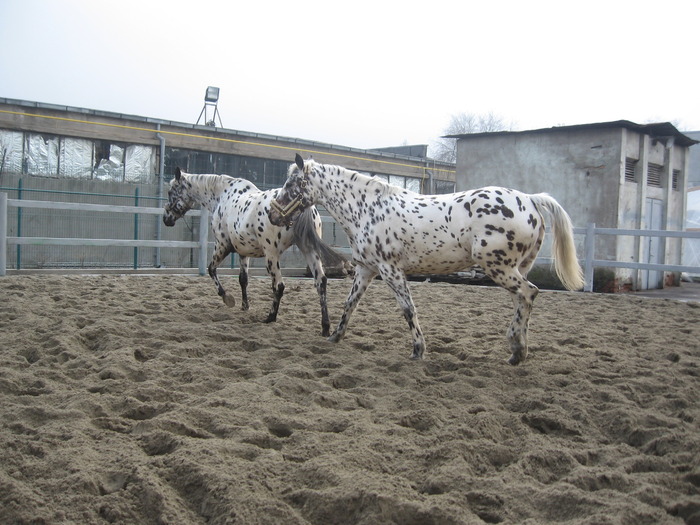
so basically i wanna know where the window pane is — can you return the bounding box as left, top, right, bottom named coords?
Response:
left=405, top=177, right=421, bottom=193
left=190, top=152, right=213, bottom=174
left=264, top=159, right=289, bottom=189
left=25, top=133, right=59, bottom=176
left=213, top=153, right=237, bottom=175
left=237, top=157, right=264, bottom=183
left=164, top=148, right=190, bottom=179
left=389, top=175, right=405, bottom=189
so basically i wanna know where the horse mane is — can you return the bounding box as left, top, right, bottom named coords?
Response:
left=311, top=161, right=408, bottom=197
left=183, top=172, right=256, bottom=195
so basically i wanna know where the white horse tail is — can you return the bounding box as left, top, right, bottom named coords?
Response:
left=530, top=194, right=584, bottom=291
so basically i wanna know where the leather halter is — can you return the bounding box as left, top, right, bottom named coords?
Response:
left=270, top=177, right=308, bottom=220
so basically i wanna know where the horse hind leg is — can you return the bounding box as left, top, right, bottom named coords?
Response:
left=329, top=265, right=376, bottom=343
left=209, top=243, right=236, bottom=307
left=238, top=256, right=250, bottom=310
left=488, top=267, right=539, bottom=365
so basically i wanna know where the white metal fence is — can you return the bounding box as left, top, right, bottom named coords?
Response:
left=2, top=193, right=700, bottom=291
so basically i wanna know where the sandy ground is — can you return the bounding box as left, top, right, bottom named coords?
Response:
left=1, top=274, right=699, bottom=525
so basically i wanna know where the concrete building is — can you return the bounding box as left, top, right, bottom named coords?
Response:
left=0, top=98, right=455, bottom=270
left=687, top=131, right=700, bottom=187
left=450, top=121, right=698, bottom=290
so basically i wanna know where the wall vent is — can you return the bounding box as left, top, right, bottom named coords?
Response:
left=624, top=158, right=638, bottom=182
left=672, top=169, right=680, bottom=190
left=647, top=163, right=663, bottom=187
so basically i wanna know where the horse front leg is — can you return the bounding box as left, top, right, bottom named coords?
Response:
left=238, top=256, right=250, bottom=310
left=302, top=250, right=331, bottom=337
left=380, top=266, right=426, bottom=360
left=329, top=265, right=376, bottom=343
left=264, top=257, right=285, bottom=324
left=208, top=242, right=236, bottom=307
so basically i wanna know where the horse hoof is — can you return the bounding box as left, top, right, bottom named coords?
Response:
left=328, top=333, right=341, bottom=343
left=241, top=301, right=250, bottom=311
left=410, top=343, right=425, bottom=360
left=507, top=355, right=522, bottom=366
left=263, top=315, right=277, bottom=324
left=223, top=295, right=236, bottom=308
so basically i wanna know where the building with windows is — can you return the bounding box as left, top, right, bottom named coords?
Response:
left=450, top=121, right=698, bottom=290
left=0, top=98, right=455, bottom=270
left=0, top=98, right=455, bottom=192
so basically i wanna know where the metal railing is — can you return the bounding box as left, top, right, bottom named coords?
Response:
left=577, top=224, right=700, bottom=291
left=0, top=193, right=209, bottom=275
left=2, top=192, right=700, bottom=289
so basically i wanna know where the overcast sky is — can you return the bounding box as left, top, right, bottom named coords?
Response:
left=1, top=0, right=698, bottom=152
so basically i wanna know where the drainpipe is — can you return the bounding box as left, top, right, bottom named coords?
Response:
left=155, top=124, right=166, bottom=267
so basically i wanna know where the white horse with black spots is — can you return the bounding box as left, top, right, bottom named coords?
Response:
left=163, top=167, right=346, bottom=336
left=270, top=155, right=584, bottom=365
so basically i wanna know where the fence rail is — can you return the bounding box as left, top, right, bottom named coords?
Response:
left=2, top=193, right=700, bottom=290
left=0, top=193, right=209, bottom=275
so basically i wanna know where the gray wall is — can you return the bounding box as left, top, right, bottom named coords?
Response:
left=687, top=131, right=700, bottom=187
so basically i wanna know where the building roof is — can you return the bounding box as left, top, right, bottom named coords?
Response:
left=445, top=120, right=699, bottom=147
left=0, top=97, right=454, bottom=167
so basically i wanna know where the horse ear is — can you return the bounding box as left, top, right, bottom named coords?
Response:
left=295, top=154, right=304, bottom=171
left=175, top=167, right=182, bottom=181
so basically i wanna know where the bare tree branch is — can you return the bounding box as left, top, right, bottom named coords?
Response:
left=430, top=112, right=513, bottom=163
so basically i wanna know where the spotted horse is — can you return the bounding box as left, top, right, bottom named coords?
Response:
left=163, top=167, right=346, bottom=336
left=270, top=154, right=584, bottom=365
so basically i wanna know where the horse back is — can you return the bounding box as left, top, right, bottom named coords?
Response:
left=215, top=185, right=295, bottom=257
left=374, top=186, right=546, bottom=274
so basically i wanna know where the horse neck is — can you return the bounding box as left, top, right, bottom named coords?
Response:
left=185, top=174, right=227, bottom=212
left=310, top=165, right=373, bottom=226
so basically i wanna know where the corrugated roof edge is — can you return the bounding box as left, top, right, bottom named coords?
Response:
left=0, top=97, right=455, bottom=168
left=444, top=119, right=699, bottom=147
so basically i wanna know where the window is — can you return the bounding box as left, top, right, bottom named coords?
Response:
left=624, top=157, right=638, bottom=183
left=388, top=174, right=422, bottom=192
left=647, top=163, right=663, bottom=188
left=389, top=175, right=406, bottom=189
left=405, top=177, right=421, bottom=193
left=25, top=133, right=59, bottom=176
left=237, top=157, right=264, bottom=183
left=189, top=152, right=214, bottom=174
left=263, top=159, right=290, bottom=190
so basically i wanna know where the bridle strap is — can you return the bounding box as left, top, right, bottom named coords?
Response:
left=270, top=194, right=303, bottom=218
left=270, top=177, right=309, bottom=219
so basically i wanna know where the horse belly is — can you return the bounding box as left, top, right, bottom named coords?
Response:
left=401, top=238, right=475, bottom=275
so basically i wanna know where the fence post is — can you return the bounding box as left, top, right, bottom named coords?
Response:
left=198, top=208, right=209, bottom=276
left=133, top=187, right=140, bottom=270
left=583, top=222, right=595, bottom=292
left=0, top=193, right=7, bottom=276
left=16, top=179, right=22, bottom=270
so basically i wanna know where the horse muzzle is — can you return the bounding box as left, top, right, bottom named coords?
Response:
left=163, top=210, right=177, bottom=227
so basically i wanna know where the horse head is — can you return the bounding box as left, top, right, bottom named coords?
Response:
left=269, top=154, right=314, bottom=227
left=163, top=167, right=195, bottom=226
